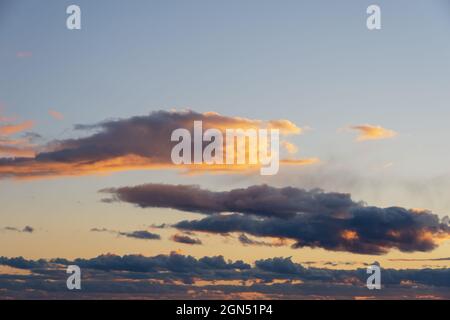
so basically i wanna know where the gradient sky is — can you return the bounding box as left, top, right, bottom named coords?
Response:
left=1, top=0, right=450, bottom=299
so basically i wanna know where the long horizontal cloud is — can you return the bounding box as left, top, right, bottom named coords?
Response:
left=238, top=234, right=285, bottom=247
left=102, top=184, right=450, bottom=255
left=101, top=184, right=356, bottom=219
left=348, top=124, right=397, bottom=141
left=0, top=117, right=37, bottom=157
left=0, top=253, right=449, bottom=299
left=90, top=228, right=160, bottom=240
left=0, top=110, right=314, bottom=179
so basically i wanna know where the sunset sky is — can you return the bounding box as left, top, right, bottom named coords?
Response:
left=1, top=0, right=450, bottom=299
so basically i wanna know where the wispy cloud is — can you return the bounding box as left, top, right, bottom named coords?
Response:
left=16, top=51, right=32, bottom=58
left=347, top=124, right=397, bottom=141
left=48, top=110, right=64, bottom=121
left=0, top=253, right=449, bottom=299
left=0, top=120, right=34, bottom=136
left=90, top=227, right=160, bottom=240
left=2, top=226, right=34, bottom=233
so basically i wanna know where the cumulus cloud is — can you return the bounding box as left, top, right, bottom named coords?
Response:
left=102, top=184, right=450, bottom=255
left=348, top=124, right=397, bottom=141
left=0, top=110, right=312, bottom=179
left=90, top=228, right=160, bottom=240
left=171, top=234, right=202, bottom=245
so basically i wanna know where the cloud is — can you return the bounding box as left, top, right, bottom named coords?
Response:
left=16, top=51, right=32, bottom=58
left=48, top=110, right=64, bottom=120
left=102, top=183, right=450, bottom=255
left=348, top=124, right=397, bottom=141
left=101, top=184, right=355, bottom=219
left=281, top=141, right=299, bottom=154
left=0, top=110, right=312, bottom=179
left=0, top=121, right=34, bottom=136
left=90, top=228, right=160, bottom=240
left=1, top=253, right=450, bottom=299
left=238, top=234, right=285, bottom=247
left=0, top=118, right=37, bottom=158
left=171, top=234, right=202, bottom=245
left=280, top=158, right=320, bottom=165
left=59, top=252, right=250, bottom=274
left=389, top=257, right=450, bottom=262
left=2, top=226, right=34, bottom=233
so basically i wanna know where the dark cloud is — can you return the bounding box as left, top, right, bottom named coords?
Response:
left=102, top=183, right=450, bottom=255
left=1, top=253, right=450, bottom=299
left=90, top=228, right=160, bottom=240
left=150, top=223, right=170, bottom=229
left=389, top=257, right=450, bottom=262
left=62, top=252, right=250, bottom=274
left=22, top=226, right=34, bottom=233
left=119, top=230, right=161, bottom=240
left=102, top=184, right=357, bottom=219
left=2, top=226, right=34, bottom=233
left=171, top=234, right=202, bottom=245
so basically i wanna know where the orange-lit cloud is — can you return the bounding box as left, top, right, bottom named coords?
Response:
left=341, top=230, right=359, bottom=241
left=16, top=51, right=32, bottom=58
left=348, top=124, right=397, bottom=141
left=0, top=110, right=315, bottom=179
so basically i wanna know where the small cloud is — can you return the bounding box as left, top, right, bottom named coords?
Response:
left=90, top=227, right=160, bottom=240
left=0, top=120, right=34, bottom=136
left=280, top=158, right=320, bottom=166
left=171, top=233, right=202, bottom=245
left=150, top=223, right=170, bottom=229
left=348, top=124, right=397, bottom=141
left=3, top=226, right=34, bottom=233
left=48, top=110, right=64, bottom=121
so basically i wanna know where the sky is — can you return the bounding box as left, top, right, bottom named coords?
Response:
left=1, top=0, right=450, bottom=299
